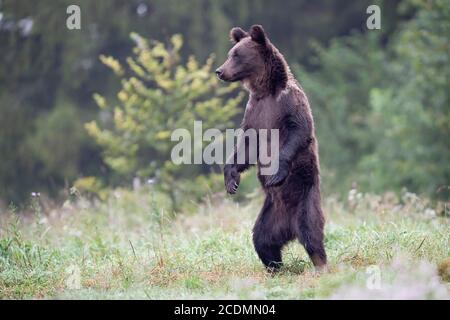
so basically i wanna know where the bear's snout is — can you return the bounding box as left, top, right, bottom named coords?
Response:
left=215, top=68, right=224, bottom=80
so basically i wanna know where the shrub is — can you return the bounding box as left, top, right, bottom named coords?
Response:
left=86, top=33, right=243, bottom=208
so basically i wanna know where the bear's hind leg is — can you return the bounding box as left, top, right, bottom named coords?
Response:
left=296, top=186, right=327, bottom=270
left=253, top=196, right=293, bottom=272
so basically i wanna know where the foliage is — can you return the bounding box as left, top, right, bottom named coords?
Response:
left=295, top=31, right=390, bottom=193
left=0, top=0, right=401, bottom=204
left=360, top=0, right=450, bottom=198
left=86, top=34, right=243, bottom=207
left=297, top=0, right=449, bottom=199
left=0, top=0, right=447, bottom=204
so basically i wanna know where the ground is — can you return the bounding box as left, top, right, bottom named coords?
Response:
left=0, top=188, right=448, bottom=299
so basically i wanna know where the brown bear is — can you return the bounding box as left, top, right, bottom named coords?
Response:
left=216, top=25, right=327, bottom=271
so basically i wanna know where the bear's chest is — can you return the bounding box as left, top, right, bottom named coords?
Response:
left=243, top=96, right=280, bottom=130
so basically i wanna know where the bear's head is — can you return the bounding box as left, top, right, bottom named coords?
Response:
left=216, top=25, right=288, bottom=95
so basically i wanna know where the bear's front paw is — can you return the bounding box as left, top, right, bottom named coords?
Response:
left=265, top=160, right=289, bottom=187
left=224, top=165, right=240, bottom=195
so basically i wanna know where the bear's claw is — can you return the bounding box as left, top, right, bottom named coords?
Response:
left=265, top=170, right=288, bottom=187
left=264, top=161, right=289, bottom=187
left=224, top=165, right=240, bottom=195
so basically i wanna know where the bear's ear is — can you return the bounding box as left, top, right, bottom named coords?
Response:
left=249, top=25, right=267, bottom=46
left=230, top=27, right=248, bottom=44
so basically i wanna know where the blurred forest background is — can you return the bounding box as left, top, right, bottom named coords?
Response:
left=0, top=0, right=448, bottom=208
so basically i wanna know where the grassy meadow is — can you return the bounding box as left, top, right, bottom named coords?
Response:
left=0, top=187, right=448, bottom=299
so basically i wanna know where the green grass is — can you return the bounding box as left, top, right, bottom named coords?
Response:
left=0, top=189, right=448, bottom=299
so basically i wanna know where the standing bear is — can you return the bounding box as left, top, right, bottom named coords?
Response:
left=216, top=25, right=327, bottom=271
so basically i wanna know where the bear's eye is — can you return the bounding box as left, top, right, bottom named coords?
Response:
left=232, top=51, right=240, bottom=59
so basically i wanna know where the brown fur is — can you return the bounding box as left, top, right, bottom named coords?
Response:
left=217, top=25, right=327, bottom=271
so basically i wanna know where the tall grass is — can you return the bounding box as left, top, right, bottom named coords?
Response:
left=0, top=188, right=448, bottom=299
